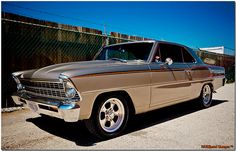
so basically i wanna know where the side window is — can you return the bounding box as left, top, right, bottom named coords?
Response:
left=182, top=48, right=195, bottom=63
left=159, top=44, right=183, bottom=63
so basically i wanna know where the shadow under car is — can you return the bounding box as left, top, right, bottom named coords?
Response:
left=26, top=99, right=228, bottom=146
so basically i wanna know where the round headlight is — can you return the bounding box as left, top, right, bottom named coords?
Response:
left=59, top=74, right=79, bottom=99
left=65, top=82, right=76, bottom=98
left=65, top=88, right=76, bottom=98
left=17, top=83, right=23, bottom=91
left=13, top=76, right=24, bottom=91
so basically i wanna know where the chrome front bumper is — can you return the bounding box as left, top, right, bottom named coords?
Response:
left=11, top=93, right=80, bottom=122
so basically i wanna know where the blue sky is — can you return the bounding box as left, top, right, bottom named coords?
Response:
left=2, top=1, right=235, bottom=55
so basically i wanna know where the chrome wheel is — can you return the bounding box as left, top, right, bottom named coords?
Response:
left=99, top=98, right=125, bottom=133
left=202, top=85, right=211, bottom=105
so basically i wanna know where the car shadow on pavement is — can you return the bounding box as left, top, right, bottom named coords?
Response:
left=26, top=99, right=228, bottom=147
left=124, top=99, right=228, bottom=135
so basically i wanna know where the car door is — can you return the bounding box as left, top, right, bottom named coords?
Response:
left=150, top=43, right=192, bottom=107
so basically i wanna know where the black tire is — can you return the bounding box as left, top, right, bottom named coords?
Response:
left=84, top=94, right=129, bottom=139
left=198, top=84, right=213, bottom=108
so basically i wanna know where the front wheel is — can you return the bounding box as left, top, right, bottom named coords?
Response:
left=85, top=95, right=129, bottom=139
left=198, top=84, right=213, bottom=108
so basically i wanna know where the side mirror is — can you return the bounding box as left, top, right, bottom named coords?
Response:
left=165, top=58, right=173, bottom=66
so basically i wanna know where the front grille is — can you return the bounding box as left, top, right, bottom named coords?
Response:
left=20, top=79, right=66, bottom=99
left=25, top=86, right=66, bottom=98
left=21, top=80, right=64, bottom=89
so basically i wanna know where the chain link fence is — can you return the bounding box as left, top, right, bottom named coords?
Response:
left=1, top=14, right=136, bottom=108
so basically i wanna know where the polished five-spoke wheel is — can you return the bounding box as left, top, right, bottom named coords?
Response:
left=99, top=98, right=125, bottom=133
left=199, top=84, right=213, bottom=108
left=85, top=95, right=129, bottom=139
left=202, top=85, right=211, bottom=105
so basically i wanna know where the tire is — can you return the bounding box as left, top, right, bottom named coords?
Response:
left=198, top=84, right=213, bottom=108
left=84, top=94, right=129, bottom=139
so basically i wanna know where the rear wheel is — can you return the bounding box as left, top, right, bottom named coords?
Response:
left=199, top=84, right=213, bottom=108
left=85, top=95, right=129, bottom=139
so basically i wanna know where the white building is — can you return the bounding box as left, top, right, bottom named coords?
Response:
left=200, top=46, right=224, bottom=54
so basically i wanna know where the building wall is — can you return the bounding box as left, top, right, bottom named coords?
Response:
left=200, top=46, right=224, bottom=54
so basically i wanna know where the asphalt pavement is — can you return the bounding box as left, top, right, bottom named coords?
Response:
left=1, top=83, right=234, bottom=150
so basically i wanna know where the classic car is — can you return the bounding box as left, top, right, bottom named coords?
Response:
left=11, top=40, right=225, bottom=139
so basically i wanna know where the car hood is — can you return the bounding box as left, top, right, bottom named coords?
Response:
left=20, top=60, right=146, bottom=80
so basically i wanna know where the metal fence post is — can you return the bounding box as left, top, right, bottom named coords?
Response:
left=57, top=24, right=62, bottom=63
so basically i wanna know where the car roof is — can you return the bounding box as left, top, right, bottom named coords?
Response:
left=106, top=40, right=190, bottom=49
left=105, top=40, right=155, bottom=47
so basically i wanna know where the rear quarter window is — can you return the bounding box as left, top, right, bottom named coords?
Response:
left=182, top=48, right=196, bottom=63
left=159, top=43, right=183, bottom=63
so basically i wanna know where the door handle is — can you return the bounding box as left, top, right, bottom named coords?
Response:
left=185, top=70, right=191, bottom=73
left=185, top=70, right=192, bottom=80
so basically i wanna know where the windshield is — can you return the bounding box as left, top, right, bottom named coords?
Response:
left=94, top=42, right=154, bottom=62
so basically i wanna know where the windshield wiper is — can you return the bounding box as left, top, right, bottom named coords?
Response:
left=109, top=58, right=127, bottom=63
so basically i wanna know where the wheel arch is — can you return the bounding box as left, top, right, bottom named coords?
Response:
left=196, top=82, right=214, bottom=99
left=92, top=90, right=136, bottom=117
left=204, top=82, right=214, bottom=91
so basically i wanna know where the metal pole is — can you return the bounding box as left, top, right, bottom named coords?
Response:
left=104, top=24, right=109, bottom=46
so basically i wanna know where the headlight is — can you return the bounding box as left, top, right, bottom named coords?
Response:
left=65, top=82, right=77, bottom=98
left=12, top=75, right=24, bottom=91
left=17, top=83, right=23, bottom=91
left=59, top=74, right=80, bottom=100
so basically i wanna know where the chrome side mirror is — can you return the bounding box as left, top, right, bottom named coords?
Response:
left=165, top=58, right=173, bottom=66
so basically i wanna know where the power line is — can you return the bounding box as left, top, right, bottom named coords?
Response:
left=2, top=2, right=160, bottom=40
left=3, top=3, right=105, bottom=27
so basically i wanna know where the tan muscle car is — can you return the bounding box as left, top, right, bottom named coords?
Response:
left=11, top=40, right=225, bottom=139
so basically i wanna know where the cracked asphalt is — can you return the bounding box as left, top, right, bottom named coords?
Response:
left=1, top=83, right=234, bottom=150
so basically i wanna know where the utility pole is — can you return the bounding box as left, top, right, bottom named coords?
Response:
left=104, top=24, right=109, bottom=46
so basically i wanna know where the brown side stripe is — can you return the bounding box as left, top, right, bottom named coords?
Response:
left=72, top=67, right=208, bottom=78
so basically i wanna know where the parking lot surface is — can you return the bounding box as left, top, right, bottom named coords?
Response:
left=1, top=83, right=234, bottom=150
